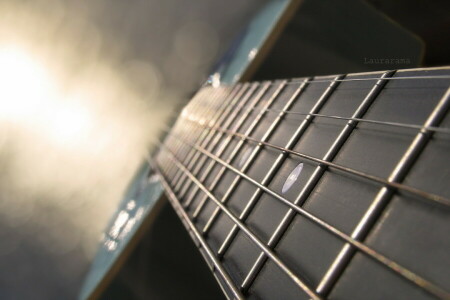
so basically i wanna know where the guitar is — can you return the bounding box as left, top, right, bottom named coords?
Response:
left=80, top=1, right=450, bottom=299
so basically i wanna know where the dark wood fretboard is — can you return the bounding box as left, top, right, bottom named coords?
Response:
left=153, top=67, right=450, bottom=300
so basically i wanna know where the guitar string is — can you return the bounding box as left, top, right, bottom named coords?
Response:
left=150, top=159, right=245, bottom=300
left=183, top=104, right=450, bottom=135
left=283, top=74, right=450, bottom=84
left=161, top=80, right=450, bottom=207
left=315, top=85, right=450, bottom=296
left=162, top=121, right=450, bottom=206
left=212, top=74, right=450, bottom=87
left=220, top=104, right=450, bottom=134
left=217, top=72, right=445, bottom=293
left=183, top=76, right=450, bottom=134
left=155, top=135, right=449, bottom=299
left=153, top=73, right=450, bottom=298
left=187, top=81, right=291, bottom=218
left=179, top=83, right=267, bottom=207
left=171, top=85, right=243, bottom=194
left=157, top=143, right=326, bottom=300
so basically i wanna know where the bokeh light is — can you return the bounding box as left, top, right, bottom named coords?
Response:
left=0, top=0, right=261, bottom=298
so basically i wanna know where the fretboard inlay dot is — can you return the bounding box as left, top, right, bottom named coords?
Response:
left=282, top=163, right=304, bottom=194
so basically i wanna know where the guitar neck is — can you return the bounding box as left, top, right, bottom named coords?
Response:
left=155, top=67, right=450, bottom=300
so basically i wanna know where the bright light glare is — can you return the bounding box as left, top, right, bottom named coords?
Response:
left=0, top=46, right=92, bottom=147
left=0, top=47, right=49, bottom=120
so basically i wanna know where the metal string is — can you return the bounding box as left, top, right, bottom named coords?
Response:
left=168, top=120, right=450, bottom=207
left=214, top=74, right=450, bottom=87
left=182, top=90, right=450, bottom=134
left=158, top=143, right=323, bottom=300
left=150, top=159, right=245, bottom=300
left=155, top=134, right=449, bottom=299
left=152, top=70, right=450, bottom=299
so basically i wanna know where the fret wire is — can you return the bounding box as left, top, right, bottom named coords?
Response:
left=171, top=87, right=225, bottom=188
left=174, top=121, right=204, bottom=162
left=203, top=76, right=341, bottom=246
left=175, top=117, right=450, bottom=207
left=173, top=124, right=207, bottom=189
left=179, top=87, right=235, bottom=180
left=240, top=70, right=395, bottom=291
left=172, top=85, right=242, bottom=193
left=182, top=82, right=270, bottom=207
left=213, top=74, right=341, bottom=266
left=163, top=131, right=449, bottom=299
left=194, top=79, right=307, bottom=223
left=157, top=144, right=322, bottom=300
left=177, top=83, right=257, bottom=201
left=183, top=84, right=253, bottom=182
left=175, top=84, right=252, bottom=197
left=176, top=83, right=259, bottom=202
left=167, top=93, right=213, bottom=188
left=209, top=75, right=342, bottom=256
left=188, top=80, right=283, bottom=213
left=171, top=86, right=232, bottom=191
left=163, top=135, right=187, bottom=183
left=316, top=87, right=450, bottom=297
left=164, top=83, right=243, bottom=191
left=191, top=80, right=290, bottom=220
left=179, top=83, right=262, bottom=206
left=151, top=160, right=245, bottom=300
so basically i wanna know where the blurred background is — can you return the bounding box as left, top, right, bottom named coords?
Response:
left=0, top=0, right=449, bottom=299
left=0, top=0, right=262, bottom=298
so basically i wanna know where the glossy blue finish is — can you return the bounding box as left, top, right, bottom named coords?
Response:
left=209, top=0, right=292, bottom=85
left=79, top=163, right=164, bottom=300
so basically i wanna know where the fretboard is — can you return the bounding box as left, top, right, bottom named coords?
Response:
left=153, top=67, right=450, bottom=300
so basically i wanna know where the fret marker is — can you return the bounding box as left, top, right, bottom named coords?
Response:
left=282, top=163, right=303, bottom=194
left=239, top=147, right=253, bottom=168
